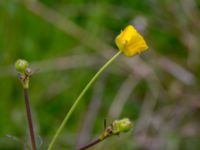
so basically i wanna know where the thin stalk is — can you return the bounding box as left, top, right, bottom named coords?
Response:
left=47, top=51, right=122, bottom=150
left=78, top=138, right=101, bottom=150
left=23, top=88, right=37, bottom=150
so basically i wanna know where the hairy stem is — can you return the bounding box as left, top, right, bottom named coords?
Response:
left=47, top=51, right=121, bottom=150
left=23, top=88, right=37, bottom=150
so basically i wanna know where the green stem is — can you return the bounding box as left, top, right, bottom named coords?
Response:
left=47, top=51, right=121, bottom=150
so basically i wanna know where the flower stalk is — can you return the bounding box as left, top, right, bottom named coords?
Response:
left=78, top=139, right=101, bottom=150
left=47, top=51, right=122, bottom=150
left=15, top=59, right=37, bottom=150
left=23, top=88, right=37, bottom=150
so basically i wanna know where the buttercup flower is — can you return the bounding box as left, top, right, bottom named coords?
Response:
left=115, top=25, right=148, bottom=57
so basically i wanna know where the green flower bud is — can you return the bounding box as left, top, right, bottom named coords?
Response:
left=15, top=59, right=29, bottom=73
left=112, top=118, right=133, bottom=134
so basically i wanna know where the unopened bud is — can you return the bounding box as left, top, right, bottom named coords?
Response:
left=112, top=118, right=133, bottom=134
left=15, top=59, right=29, bottom=73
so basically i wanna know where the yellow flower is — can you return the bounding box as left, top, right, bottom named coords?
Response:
left=115, top=25, right=148, bottom=57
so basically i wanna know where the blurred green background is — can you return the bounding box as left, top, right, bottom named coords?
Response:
left=0, top=0, right=200, bottom=149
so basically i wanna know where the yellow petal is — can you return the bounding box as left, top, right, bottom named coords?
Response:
left=115, top=25, right=137, bottom=50
left=115, top=25, right=148, bottom=57
left=124, top=34, right=148, bottom=57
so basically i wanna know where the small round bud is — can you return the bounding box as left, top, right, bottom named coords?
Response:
left=25, top=68, right=33, bottom=76
left=112, top=118, right=133, bottom=134
left=117, top=118, right=133, bottom=132
left=15, top=59, right=29, bottom=73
